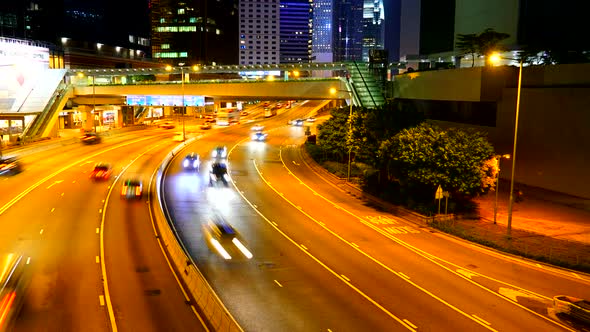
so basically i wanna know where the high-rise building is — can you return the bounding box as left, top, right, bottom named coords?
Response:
left=0, top=0, right=152, bottom=68
left=361, top=0, right=385, bottom=61
left=279, top=0, right=313, bottom=63
left=332, top=0, right=364, bottom=62
left=150, top=0, right=239, bottom=65
left=311, top=0, right=333, bottom=62
left=239, top=0, right=281, bottom=65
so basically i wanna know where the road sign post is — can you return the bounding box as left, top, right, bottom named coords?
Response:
left=435, top=185, right=443, bottom=214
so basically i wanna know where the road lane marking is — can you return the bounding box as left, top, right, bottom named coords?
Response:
left=0, top=135, right=157, bottom=216
left=46, top=180, right=64, bottom=189
left=96, top=256, right=100, bottom=263
left=340, top=275, right=350, bottom=282
left=61, top=192, right=64, bottom=197
left=98, top=208, right=102, bottom=214
left=271, top=221, right=278, bottom=226
left=99, top=295, right=105, bottom=306
left=403, top=319, right=417, bottom=329
left=72, top=180, right=76, bottom=183
left=50, top=208, right=55, bottom=213
left=471, top=314, right=492, bottom=327
left=241, top=160, right=416, bottom=331
left=96, top=228, right=100, bottom=234
left=276, top=148, right=580, bottom=331
left=39, top=229, right=44, bottom=235
left=399, top=272, right=410, bottom=280
left=351, top=242, right=359, bottom=248
left=274, top=280, right=283, bottom=287
left=456, top=269, right=477, bottom=279
left=300, top=244, right=308, bottom=250
left=572, top=272, right=581, bottom=279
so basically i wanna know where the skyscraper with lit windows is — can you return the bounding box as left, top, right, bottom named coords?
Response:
left=150, top=0, right=238, bottom=65
left=238, top=0, right=281, bottom=65
left=279, top=0, right=313, bottom=63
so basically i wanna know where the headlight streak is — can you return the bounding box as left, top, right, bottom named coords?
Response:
left=210, top=239, right=232, bottom=260
left=232, top=238, right=253, bottom=259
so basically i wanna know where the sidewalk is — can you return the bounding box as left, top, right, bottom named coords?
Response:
left=474, top=180, right=590, bottom=245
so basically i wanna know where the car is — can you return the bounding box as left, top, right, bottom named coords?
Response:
left=90, top=163, right=112, bottom=181
left=0, top=157, right=22, bottom=176
left=251, top=131, right=268, bottom=141
left=290, top=119, right=304, bottom=126
left=211, top=145, right=228, bottom=159
left=306, top=116, right=317, bottom=122
left=80, top=132, right=101, bottom=144
left=0, top=253, right=31, bottom=331
left=202, top=216, right=253, bottom=260
left=120, top=179, right=143, bottom=199
left=158, top=121, right=175, bottom=129
left=200, top=123, right=212, bottom=130
left=209, top=161, right=229, bottom=186
left=205, top=117, right=217, bottom=124
left=183, top=152, right=201, bottom=171
left=251, top=124, right=264, bottom=131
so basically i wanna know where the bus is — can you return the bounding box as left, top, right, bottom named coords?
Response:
left=216, top=107, right=240, bottom=126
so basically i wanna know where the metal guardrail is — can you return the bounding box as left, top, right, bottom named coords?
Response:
left=155, top=139, right=243, bottom=332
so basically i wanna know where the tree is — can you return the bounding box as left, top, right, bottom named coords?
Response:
left=316, top=107, right=351, bottom=162
left=456, top=29, right=510, bottom=67
left=455, top=33, right=478, bottom=67
left=477, top=28, right=510, bottom=64
left=379, top=123, right=495, bottom=201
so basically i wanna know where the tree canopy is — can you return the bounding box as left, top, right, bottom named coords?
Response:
left=379, top=123, right=495, bottom=198
left=456, top=28, right=510, bottom=67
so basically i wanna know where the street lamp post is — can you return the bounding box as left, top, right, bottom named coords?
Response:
left=329, top=87, right=353, bottom=181
left=493, top=154, right=511, bottom=224
left=92, top=75, right=97, bottom=133
left=490, top=53, right=523, bottom=238
left=180, top=63, right=186, bottom=142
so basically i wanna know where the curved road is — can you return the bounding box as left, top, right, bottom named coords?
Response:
left=0, top=127, right=206, bottom=331
left=163, top=102, right=589, bottom=331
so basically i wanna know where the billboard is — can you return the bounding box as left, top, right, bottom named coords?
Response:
left=126, top=95, right=205, bottom=107
left=0, top=39, right=50, bottom=112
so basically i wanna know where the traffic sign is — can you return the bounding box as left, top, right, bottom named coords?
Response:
left=435, top=185, right=443, bottom=199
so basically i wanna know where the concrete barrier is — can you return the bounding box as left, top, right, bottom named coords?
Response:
left=153, top=139, right=243, bottom=332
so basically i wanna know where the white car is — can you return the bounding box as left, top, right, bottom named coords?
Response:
left=251, top=131, right=268, bottom=141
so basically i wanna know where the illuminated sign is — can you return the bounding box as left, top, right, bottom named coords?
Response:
left=126, top=95, right=205, bottom=106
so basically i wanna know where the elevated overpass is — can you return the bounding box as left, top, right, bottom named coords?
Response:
left=4, top=62, right=386, bottom=141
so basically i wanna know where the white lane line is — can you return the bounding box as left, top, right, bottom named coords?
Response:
left=572, top=272, right=581, bottom=279
left=300, top=244, right=308, bottom=250
left=39, top=229, right=44, bottom=235
left=274, top=280, right=283, bottom=287
left=399, top=272, right=410, bottom=280
left=99, top=295, right=105, bottom=306
left=96, top=228, right=100, bottom=234
left=50, top=208, right=55, bottom=213
left=271, top=221, right=278, bottom=226
left=72, top=180, right=76, bottom=183
left=403, top=319, right=417, bottom=329
left=98, top=208, right=102, bottom=214
left=472, top=314, right=492, bottom=326
left=351, top=242, right=359, bottom=248
left=61, top=193, right=64, bottom=196
left=341, top=275, right=350, bottom=282
left=318, top=221, right=325, bottom=227
left=95, top=256, right=100, bottom=263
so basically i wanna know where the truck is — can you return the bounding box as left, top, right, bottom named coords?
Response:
left=216, top=107, right=240, bottom=126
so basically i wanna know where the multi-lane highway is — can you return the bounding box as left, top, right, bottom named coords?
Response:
left=1, top=128, right=205, bottom=331
left=163, top=102, right=590, bottom=331
left=2, top=99, right=589, bottom=332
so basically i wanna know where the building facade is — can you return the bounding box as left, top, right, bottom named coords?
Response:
left=279, top=0, right=313, bottom=63
left=239, top=0, right=281, bottom=65
left=311, top=0, right=333, bottom=62
left=150, top=0, right=239, bottom=65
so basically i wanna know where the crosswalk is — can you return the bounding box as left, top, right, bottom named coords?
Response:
left=365, top=215, right=420, bottom=234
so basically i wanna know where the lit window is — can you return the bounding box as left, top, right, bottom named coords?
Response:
left=178, top=8, right=185, bottom=14
left=161, top=44, right=170, bottom=49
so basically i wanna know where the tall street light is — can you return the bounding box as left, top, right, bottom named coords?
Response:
left=493, top=154, right=511, bottom=224
left=166, top=63, right=189, bottom=141
left=490, top=52, right=523, bottom=238
left=329, top=87, right=353, bottom=181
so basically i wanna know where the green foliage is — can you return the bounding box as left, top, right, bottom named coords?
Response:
left=380, top=123, right=495, bottom=198
left=455, top=33, right=478, bottom=67
left=352, top=100, right=426, bottom=167
left=317, top=107, right=351, bottom=162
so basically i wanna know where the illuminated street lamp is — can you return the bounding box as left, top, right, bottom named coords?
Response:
left=490, top=52, right=523, bottom=238
left=329, top=87, right=354, bottom=181
left=493, top=154, right=511, bottom=224
left=166, top=63, right=189, bottom=141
